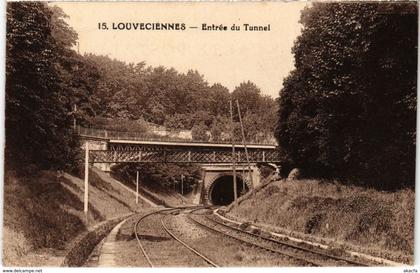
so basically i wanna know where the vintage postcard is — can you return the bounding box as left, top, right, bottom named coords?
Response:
left=3, top=0, right=417, bottom=270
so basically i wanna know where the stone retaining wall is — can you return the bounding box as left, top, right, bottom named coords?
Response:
left=61, top=213, right=133, bottom=267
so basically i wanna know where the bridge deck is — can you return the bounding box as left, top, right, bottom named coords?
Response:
left=79, top=126, right=280, bottom=164
left=108, top=139, right=277, bottom=149
left=77, top=126, right=277, bottom=148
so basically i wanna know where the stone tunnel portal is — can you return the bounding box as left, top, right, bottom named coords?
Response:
left=209, top=175, right=249, bottom=206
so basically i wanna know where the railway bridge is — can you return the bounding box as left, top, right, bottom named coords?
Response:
left=78, top=126, right=280, bottom=205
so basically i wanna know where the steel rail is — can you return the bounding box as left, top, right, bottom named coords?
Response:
left=207, top=214, right=370, bottom=266
left=160, top=217, right=219, bottom=267
left=134, top=206, right=200, bottom=267
left=187, top=210, right=322, bottom=266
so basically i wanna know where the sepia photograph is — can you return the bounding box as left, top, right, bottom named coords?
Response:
left=3, top=0, right=418, bottom=269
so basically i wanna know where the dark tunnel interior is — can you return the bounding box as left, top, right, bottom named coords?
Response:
left=210, top=175, right=249, bottom=206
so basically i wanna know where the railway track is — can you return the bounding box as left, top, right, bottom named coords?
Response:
left=132, top=205, right=372, bottom=267
left=188, top=207, right=371, bottom=267
left=133, top=206, right=219, bottom=267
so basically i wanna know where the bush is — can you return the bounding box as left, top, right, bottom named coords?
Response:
left=239, top=222, right=252, bottom=230
left=264, top=184, right=281, bottom=197
left=258, top=164, right=275, bottom=178
left=251, top=228, right=262, bottom=235
left=191, top=122, right=210, bottom=141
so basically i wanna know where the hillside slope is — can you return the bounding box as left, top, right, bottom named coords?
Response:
left=3, top=169, right=151, bottom=266
left=105, top=170, right=189, bottom=207
left=227, top=179, right=414, bottom=264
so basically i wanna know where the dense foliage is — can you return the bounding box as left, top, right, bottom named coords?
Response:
left=5, top=3, right=96, bottom=171
left=83, top=55, right=277, bottom=143
left=276, top=2, right=417, bottom=189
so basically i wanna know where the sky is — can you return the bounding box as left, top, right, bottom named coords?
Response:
left=55, top=2, right=308, bottom=98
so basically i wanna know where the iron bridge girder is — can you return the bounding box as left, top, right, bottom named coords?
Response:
left=89, top=148, right=280, bottom=163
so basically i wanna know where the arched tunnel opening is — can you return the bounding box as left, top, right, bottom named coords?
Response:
left=210, top=175, right=249, bottom=206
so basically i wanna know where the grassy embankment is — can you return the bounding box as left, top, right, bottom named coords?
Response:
left=3, top=168, right=148, bottom=266
left=228, top=178, right=414, bottom=264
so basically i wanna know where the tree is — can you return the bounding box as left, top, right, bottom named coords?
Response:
left=193, top=111, right=213, bottom=127
left=191, top=122, right=210, bottom=141
left=164, top=113, right=191, bottom=130
left=6, top=3, right=81, bottom=171
left=210, top=121, right=223, bottom=142
left=276, top=2, right=417, bottom=189
left=208, top=83, right=230, bottom=117
left=232, top=81, right=262, bottom=116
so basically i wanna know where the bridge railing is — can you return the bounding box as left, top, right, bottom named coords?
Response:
left=89, top=149, right=281, bottom=163
left=76, top=125, right=277, bottom=146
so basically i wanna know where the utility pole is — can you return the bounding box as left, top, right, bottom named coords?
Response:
left=236, top=99, right=254, bottom=195
left=181, top=174, right=185, bottom=204
left=181, top=174, right=184, bottom=196
left=230, top=100, right=238, bottom=207
left=73, top=104, right=77, bottom=131
left=84, top=142, right=89, bottom=220
left=242, top=163, right=246, bottom=194
left=136, top=171, right=139, bottom=205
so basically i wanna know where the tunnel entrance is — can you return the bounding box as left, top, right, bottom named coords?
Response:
left=210, top=175, right=249, bottom=206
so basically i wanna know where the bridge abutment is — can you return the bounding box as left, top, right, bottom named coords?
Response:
left=81, top=139, right=112, bottom=172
